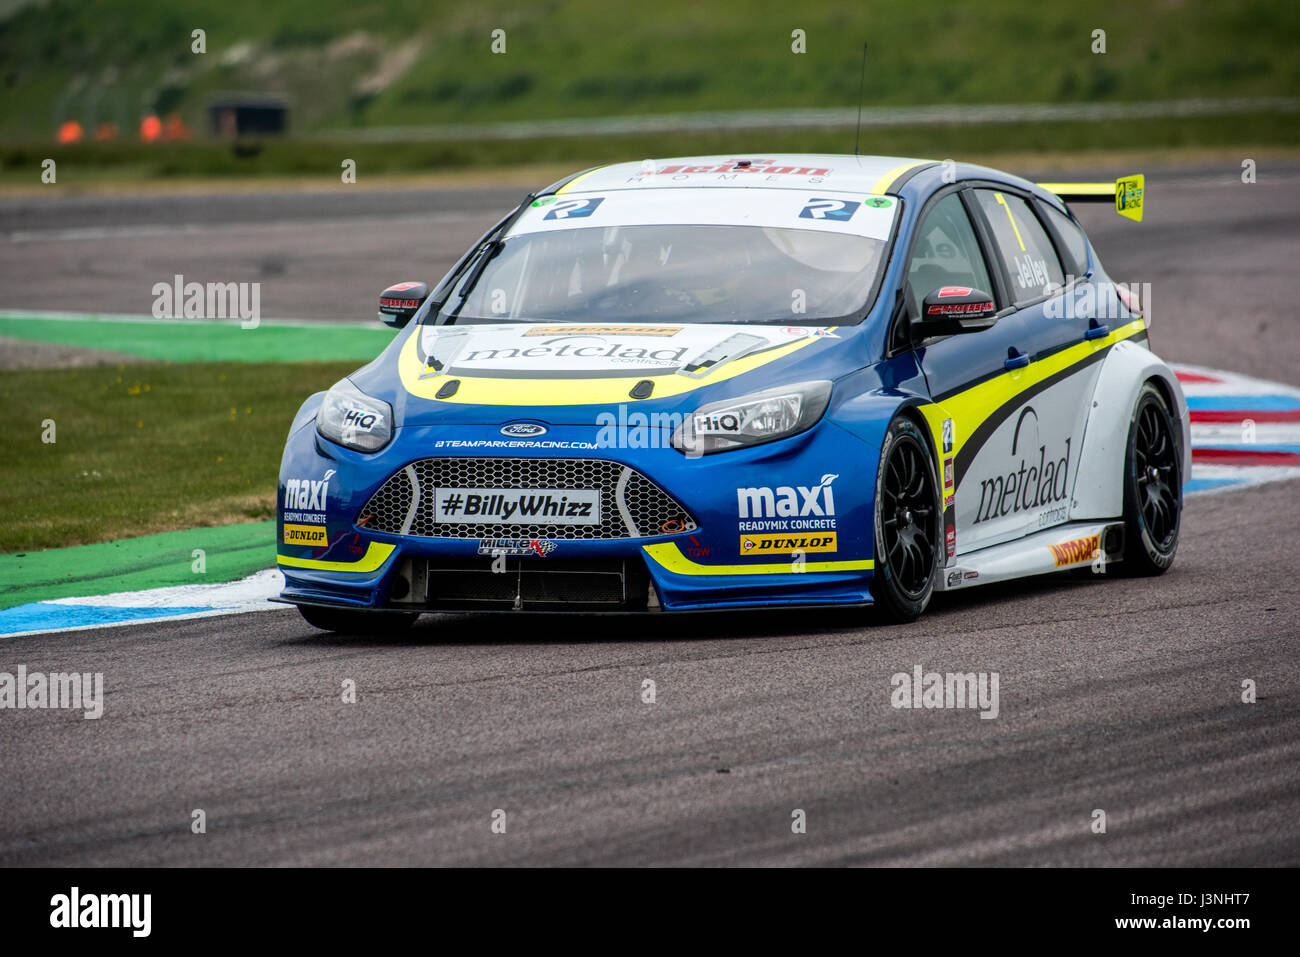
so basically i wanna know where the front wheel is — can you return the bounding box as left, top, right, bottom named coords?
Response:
left=869, top=416, right=942, bottom=622
left=1121, top=383, right=1182, bottom=575
left=297, top=604, right=418, bottom=635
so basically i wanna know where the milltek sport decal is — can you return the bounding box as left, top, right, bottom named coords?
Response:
left=433, top=489, right=600, bottom=525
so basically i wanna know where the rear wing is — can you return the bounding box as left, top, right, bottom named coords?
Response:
left=1037, top=174, right=1144, bottom=222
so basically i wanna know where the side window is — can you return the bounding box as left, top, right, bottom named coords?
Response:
left=905, top=193, right=993, bottom=315
left=1040, top=202, right=1091, bottom=278
left=973, top=190, right=1064, bottom=305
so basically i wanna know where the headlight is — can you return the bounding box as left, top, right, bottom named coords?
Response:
left=672, top=380, right=832, bottom=456
left=316, top=379, right=393, bottom=452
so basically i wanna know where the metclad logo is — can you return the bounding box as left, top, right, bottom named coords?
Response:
left=463, top=336, right=687, bottom=364
left=974, top=408, right=1070, bottom=524
left=737, top=473, right=837, bottom=518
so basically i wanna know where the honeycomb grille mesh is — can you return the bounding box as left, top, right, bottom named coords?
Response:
left=358, top=458, right=695, bottom=540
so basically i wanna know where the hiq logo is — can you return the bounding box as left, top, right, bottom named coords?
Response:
left=343, top=409, right=378, bottom=430
left=799, top=198, right=859, bottom=221
left=544, top=197, right=605, bottom=220
left=695, top=411, right=741, bottom=435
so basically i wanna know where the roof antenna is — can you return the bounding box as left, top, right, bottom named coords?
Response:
left=853, top=43, right=867, bottom=156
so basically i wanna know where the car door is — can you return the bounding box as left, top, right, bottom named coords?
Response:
left=960, top=186, right=1102, bottom=545
left=904, top=188, right=1030, bottom=556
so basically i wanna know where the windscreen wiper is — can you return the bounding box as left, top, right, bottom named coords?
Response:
left=437, top=191, right=536, bottom=325
left=441, top=239, right=504, bottom=325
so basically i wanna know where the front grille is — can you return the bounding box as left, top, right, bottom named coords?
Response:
left=358, top=457, right=696, bottom=540
left=424, top=558, right=637, bottom=608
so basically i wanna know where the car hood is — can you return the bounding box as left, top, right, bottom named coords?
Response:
left=374, top=320, right=856, bottom=425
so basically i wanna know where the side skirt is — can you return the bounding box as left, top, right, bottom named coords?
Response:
left=936, top=521, right=1126, bottom=591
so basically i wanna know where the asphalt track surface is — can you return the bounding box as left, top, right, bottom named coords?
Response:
left=1, top=164, right=1298, bottom=866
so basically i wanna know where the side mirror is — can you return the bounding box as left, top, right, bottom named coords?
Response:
left=913, top=285, right=998, bottom=337
left=378, top=281, right=429, bottom=328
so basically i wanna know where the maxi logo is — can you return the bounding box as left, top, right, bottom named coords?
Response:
left=282, top=469, right=336, bottom=543
left=286, top=477, right=330, bottom=511
left=972, top=407, right=1071, bottom=525
left=284, top=469, right=336, bottom=516
left=737, top=473, right=838, bottom=519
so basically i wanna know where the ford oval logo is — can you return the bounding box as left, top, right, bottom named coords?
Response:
left=500, top=422, right=547, bottom=438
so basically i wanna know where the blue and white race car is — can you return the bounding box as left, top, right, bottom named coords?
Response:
left=276, top=154, right=1188, bottom=630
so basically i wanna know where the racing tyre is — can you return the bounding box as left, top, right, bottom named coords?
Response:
left=1121, top=383, right=1181, bottom=576
left=297, top=604, right=418, bottom=635
left=870, top=416, right=941, bottom=622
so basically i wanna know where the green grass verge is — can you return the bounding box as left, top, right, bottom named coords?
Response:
left=0, top=522, right=275, bottom=609
left=1, top=360, right=358, bottom=553
left=3, top=112, right=1297, bottom=185
left=0, top=315, right=397, bottom=363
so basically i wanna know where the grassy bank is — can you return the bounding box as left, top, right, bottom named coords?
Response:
left=2, top=360, right=357, bottom=552
left=3, top=0, right=1297, bottom=139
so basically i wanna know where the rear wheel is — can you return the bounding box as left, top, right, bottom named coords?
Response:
left=870, top=416, right=941, bottom=622
left=1121, top=383, right=1182, bottom=575
left=297, top=604, right=418, bottom=635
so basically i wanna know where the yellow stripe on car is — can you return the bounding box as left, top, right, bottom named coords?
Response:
left=399, top=329, right=828, bottom=405
left=916, top=318, right=1147, bottom=463
left=277, top=541, right=396, bottom=573
left=643, top=542, right=873, bottom=576
left=994, top=192, right=1026, bottom=251
left=555, top=166, right=608, bottom=194
left=1037, top=182, right=1116, bottom=196
left=869, top=160, right=933, bottom=196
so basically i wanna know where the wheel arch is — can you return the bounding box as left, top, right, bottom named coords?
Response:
left=1072, top=341, right=1191, bottom=521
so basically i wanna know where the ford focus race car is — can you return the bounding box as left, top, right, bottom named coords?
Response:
left=276, top=154, right=1188, bottom=631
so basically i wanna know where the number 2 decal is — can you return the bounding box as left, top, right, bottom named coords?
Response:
left=799, top=198, right=860, bottom=221
left=544, top=197, right=605, bottom=220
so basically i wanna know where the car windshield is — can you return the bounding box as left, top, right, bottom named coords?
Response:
left=439, top=222, right=890, bottom=326
left=436, top=183, right=904, bottom=328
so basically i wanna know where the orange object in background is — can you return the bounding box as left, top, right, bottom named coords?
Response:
left=162, top=112, right=191, bottom=141
left=140, top=114, right=162, bottom=142
left=93, top=122, right=119, bottom=142
left=57, top=120, right=83, bottom=143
